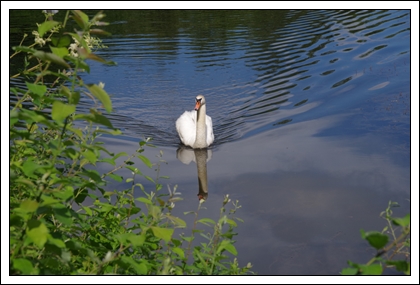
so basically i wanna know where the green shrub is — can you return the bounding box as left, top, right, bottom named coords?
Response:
left=341, top=201, right=410, bottom=275
left=9, top=10, right=253, bottom=275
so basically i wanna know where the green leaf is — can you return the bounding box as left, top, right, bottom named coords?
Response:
left=53, top=186, right=74, bottom=201
left=67, top=126, right=83, bottom=138
left=126, top=165, right=140, bottom=174
left=40, top=195, right=60, bottom=207
left=113, top=151, right=129, bottom=160
left=51, top=34, right=72, bottom=47
left=26, top=220, right=49, bottom=247
left=138, top=155, right=153, bottom=168
left=74, top=188, right=88, bottom=204
left=226, top=218, right=238, bottom=227
left=108, top=173, right=123, bottom=182
left=224, top=242, right=238, bottom=256
left=103, top=191, right=115, bottom=198
left=359, top=264, right=383, bottom=275
left=72, top=10, right=89, bottom=31
left=61, top=250, right=72, bottom=263
left=405, top=263, right=410, bottom=275
left=54, top=208, right=73, bottom=226
left=360, top=230, right=389, bottom=250
left=44, top=243, right=61, bottom=255
left=82, top=206, right=92, bottom=216
left=166, top=215, right=186, bottom=228
left=22, top=158, right=39, bottom=177
left=33, top=50, right=70, bottom=68
left=82, top=150, right=98, bottom=164
left=50, top=46, right=69, bottom=58
left=198, top=218, right=216, bottom=226
left=136, top=262, right=149, bottom=275
left=386, top=260, right=409, bottom=273
left=100, top=158, right=116, bottom=166
left=52, top=101, right=76, bottom=122
left=149, top=205, right=161, bottom=220
left=38, top=20, right=59, bottom=37
left=86, top=52, right=116, bottom=65
left=151, top=226, right=173, bottom=243
left=127, top=233, right=146, bottom=247
left=89, top=28, right=111, bottom=36
left=74, top=112, right=114, bottom=128
left=120, top=256, right=148, bottom=275
left=136, top=197, right=152, bottom=205
left=341, top=267, right=358, bottom=275
left=13, top=258, right=34, bottom=275
left=235, top=217, right=244, bottom=223
left=48, top=236, right=66, bottom=248
left=198, top=233, right=210, bottom=241
left=217, top=240, right=237, bottom=255
left=194, top=250, right=209, bottom=273
left=172, top=247, right=185, bottom=259
left=115, top=233, right=130, bottom=244
left=26, top=82, right=47, bottom=97
left=171, top=238, right=182, bottom=247
left=10, top=110, right=19, bottom=127
left=82, top=169, right=102, bottom=182
left=85, top=84, right=112, bottom=112
left=60, top=86, right=75, bottom=103
left=18, top=109, right=48, bottom=123
left=181, top=236, right=194, bottom=242
left=144, top=175, right=155, bottom=183
left=10, top=214, right=24, bottom=227
left=391, top=214, right=410, bottom=227
left=19, top=200, right=39, bottom=213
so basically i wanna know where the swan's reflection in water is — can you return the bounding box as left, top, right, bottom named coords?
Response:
left=176, top=147, right=212, bottom=200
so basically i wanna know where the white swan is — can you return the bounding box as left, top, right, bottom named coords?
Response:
left=176, top=95, right=214, bottom=149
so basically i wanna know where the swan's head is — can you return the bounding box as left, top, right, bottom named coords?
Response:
left=194, top=95, right=206, bottom=111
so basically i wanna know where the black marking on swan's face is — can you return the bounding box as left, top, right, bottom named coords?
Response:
left=196, top=95, right=205, bottom=103
left=195, top=95, right=206, bottom=111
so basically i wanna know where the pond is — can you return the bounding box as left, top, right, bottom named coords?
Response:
left=9, top=10, right=411, bottom=275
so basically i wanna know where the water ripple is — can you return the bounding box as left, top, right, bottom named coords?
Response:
left=10, top=10, right=410, bottom=148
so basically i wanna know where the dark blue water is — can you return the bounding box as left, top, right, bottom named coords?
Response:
left=9, top=10, right=411, bottom=275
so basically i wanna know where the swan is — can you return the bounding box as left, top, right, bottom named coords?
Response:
left=176, top=95, right=214, bottom=149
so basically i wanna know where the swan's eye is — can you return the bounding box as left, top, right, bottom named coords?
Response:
left=196, top=98, right=202, bottom=102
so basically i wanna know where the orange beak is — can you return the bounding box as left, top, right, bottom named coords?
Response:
left=194, top=100, right=201, bottom=111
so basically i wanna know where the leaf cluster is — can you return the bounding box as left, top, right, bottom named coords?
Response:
left=341, top=201, right=410, bottom=275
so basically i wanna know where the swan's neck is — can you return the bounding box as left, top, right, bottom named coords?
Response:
left=194, top=105, right=207, bottom=148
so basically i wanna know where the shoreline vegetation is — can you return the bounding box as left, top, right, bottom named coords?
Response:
left=9, top=10, right=253, bottom=275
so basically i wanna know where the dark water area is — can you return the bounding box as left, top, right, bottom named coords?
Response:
left=9, top=9, right=413, bottom=275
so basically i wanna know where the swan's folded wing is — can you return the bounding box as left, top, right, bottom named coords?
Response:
left=206, top=115, right=214, bottom=146
left=176, top=110, right=197, bottom=147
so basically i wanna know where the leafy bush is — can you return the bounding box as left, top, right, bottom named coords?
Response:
left=341, top=201, right=410, bottom=275
left=9, top=10, right=253, bottom=275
